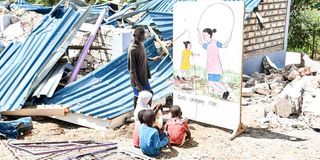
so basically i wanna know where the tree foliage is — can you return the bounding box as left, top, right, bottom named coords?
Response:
left=288, top=0, right=320, bottom=59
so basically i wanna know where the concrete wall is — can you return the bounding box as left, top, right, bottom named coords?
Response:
left=242, top=0, right=290, bottom=75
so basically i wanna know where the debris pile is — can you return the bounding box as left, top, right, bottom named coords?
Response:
left=0, top=7, right=42, bottom=43
left=0, top=0, right=173, bottom=132
left=243, top=53, right=320, bottom=131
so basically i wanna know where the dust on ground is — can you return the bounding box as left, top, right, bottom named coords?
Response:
left=1, top=105, right=319, bottom=160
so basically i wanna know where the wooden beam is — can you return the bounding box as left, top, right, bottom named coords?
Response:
left=229, top=122, right=245, bottom=140
left=1, top=105, right=68, bottom=116
left=51, top=111, right=133, bottom=129
left=147, top=26, right=170, bottom=56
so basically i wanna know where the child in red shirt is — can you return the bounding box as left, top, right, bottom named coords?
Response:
left=165, top=105, right=191, bottom=146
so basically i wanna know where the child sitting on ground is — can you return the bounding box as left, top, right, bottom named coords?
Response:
left=133, top=109, right=146, bottom=148
left=139, top=110, right=169, bottom=157
left=165, top=105, right=191, bottom=146
left=133, top=91, right=163, bottom=148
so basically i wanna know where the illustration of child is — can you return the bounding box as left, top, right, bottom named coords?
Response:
left=197, top=28, right=231, bottom=100
left=177, top=41, right=193, bottom=81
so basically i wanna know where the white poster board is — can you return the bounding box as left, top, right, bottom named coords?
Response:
left=173, top=1, right=244, bottom=131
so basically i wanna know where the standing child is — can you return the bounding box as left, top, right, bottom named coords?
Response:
left=165, top=105, right=191, bottom=146
left=139, top=110, right=169, bottom=157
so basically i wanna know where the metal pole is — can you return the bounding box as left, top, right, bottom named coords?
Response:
left=68, top=8, right=108, bottom=83
left=63, top=146, right=118, bottom=160
left=8, top=141, right=117, bottom=155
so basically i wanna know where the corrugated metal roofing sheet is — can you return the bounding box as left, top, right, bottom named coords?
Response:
left=32, top=63, right=66, bottom=98
left=137, top=11, right=173, bottom=41
left=44, top=37, right=173, bottom=120
left=0, top=4, right=89, bottom=112
left=136, top=0, right=193, bottom=26
left=225, top=0, right=261, bottom=18
left=104, top=0, right=151, bottom=25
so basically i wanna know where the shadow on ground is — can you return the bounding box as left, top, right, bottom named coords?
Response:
left=240, top=127, right=309, bottom=141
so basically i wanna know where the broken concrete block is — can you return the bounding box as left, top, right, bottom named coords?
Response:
left=303, top=53, right=320, bottom=73
left=287, top=70, right=299, bottom=81
left=3, top=22, right=24, bottom=38
left=242, top=87, right=254, bottom=97
left=263, top=56, right=278, bottom=75
left=298, top=67, right=311, bottom=76
left=245, top=78, right=255, bottom=88
left=275, top=99, right=292, bottom=118
left=0, top=15, right=11, bottom=33
left=251, top=72, right=267, bottom=83
left=80, top=60, right=88, bottom=69
left=269, top=81, right=284, bottom=94
left=86, top=54, right=94, bottom=63
left=254, top=83, right=270, bottom=95
left=294, top=75, right=302, bottom=81
left=242, top=74, right=250, bottom=82
left=241, top=98, right=249, bottom=106
left=270, top=73, right=284, bottom=82
left=302, top=76, right=320, bottom=116
left=277, top=76, right=314, bottom=117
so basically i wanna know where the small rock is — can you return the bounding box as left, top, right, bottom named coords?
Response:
left=242, top=87, right=254, bottom=97
left=275, top=99, right=292, bottom=118
left=269, top=81, right=284, bottom=94
left=298, top=67, right=311, bottom=76
left=80, top=60, right=88, bottom=69
left=241, top=98, right=249, bottom=106
left=287, top=70, right=300, bottom=81
left=294, top=75, right=302, bottom=80
left=245, top=78, right=255, bottom=88
left=242, top=74, right=250, bottom=82
left=254, top=83, right=270, bottom=95
left=270, top=73, right=284, bottom=82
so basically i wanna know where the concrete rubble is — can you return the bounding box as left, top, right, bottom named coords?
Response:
left=0, top=7, right=42, bottom=43
left=243, top=53, right=320, bottom=131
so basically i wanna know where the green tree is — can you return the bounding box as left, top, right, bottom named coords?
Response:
left=26, top=0, right=59, bottom=5
left=288, top=0, right=320, bottom=59
left=300, top=9, right=320, bottom=59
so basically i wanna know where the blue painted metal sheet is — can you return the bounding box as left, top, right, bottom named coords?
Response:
left=0, top=43, right=22, bottom=70
left=0, top=5, right=87, bottom=112
left=32, top=63, right=67, bottom=98
left=45, top=37, right=173, bottom=120
left=225, top=0, right=261, bottom=18
left=104, top=0, right=151, bottom=25
left=136, top=0, right=192, bottom=27
left=243, top=50, right=286, bottom=75
left=14, top=0, right=52, bottom=14
left=149, top=12, right=173, bottom=41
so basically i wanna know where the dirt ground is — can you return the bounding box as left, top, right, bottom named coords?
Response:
left=1, top=104, right=320, bottom=160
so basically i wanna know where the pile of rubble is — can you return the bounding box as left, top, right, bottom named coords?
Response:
left=0, top=7, right=42, bottom=44
left=242, top=53, right=320, bottom=131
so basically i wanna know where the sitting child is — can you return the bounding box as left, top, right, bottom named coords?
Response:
left=165, top=105, right=191, bottom=146
left=133, top=91, right=163, bottom=147
left=133, top=109, right=146, bottom=148
left=139, top=110, right=169, bottom=157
